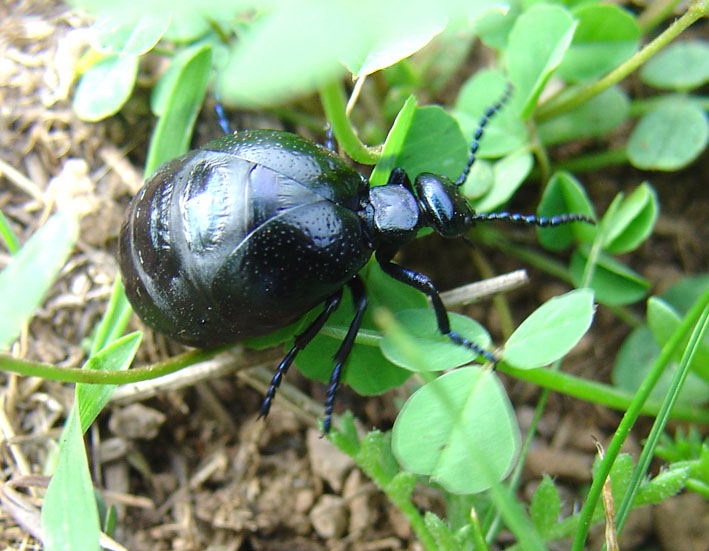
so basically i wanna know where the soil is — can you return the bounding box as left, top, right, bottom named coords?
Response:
left=1, top=2, right=708, bottom=550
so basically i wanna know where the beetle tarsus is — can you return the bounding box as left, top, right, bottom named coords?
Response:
left=446, top=330, right=497, bottom=364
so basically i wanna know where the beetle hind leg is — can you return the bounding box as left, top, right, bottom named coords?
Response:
left=259, top=288, right=344, bottom=420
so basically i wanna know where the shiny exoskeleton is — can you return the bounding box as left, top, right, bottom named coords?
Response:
left=119, top=86, right=594, bottom=431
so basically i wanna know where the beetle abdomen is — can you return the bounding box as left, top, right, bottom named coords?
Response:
left=119, top=136, right=373, bottom=347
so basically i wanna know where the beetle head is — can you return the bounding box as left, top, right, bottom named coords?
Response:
left=414, top=173, right=475, bottom=238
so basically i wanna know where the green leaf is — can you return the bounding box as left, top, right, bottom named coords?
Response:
left=0, top=213, right=78, bottom=350
left=357, top=431, right=400, bottom=480
left=602, top=183, right=658, bottom=254
left=640, top=39, right=709, bottom=91
left=144, top=43, right=212, bottom=176
left=385, top=471, right=417, bottom=502
left=329, top=411, right=361, bottom=457
left=537, top=172, right=597, bottom=251
left=379, top=105, right=468, bottom=183
left=504, top=288, right=595, bottom=368
left=73, top=54, right=139, bottom=122
left=76, top=333, right=142, bottom=433
left=612, top=326, right=709, bottom=407
left=91, top=13, right=170, bottom=55
left=470, top=150, right=533, bottom=212
left=369, top=95, right=418, bottom=187
left=557, top=4, right=639, bottom=82
left=473, top=4, right=518, bottom=50
left=217, top=0, right=502, bottom=106
left=530, top=476, right=561, bottom=537
left=162, top=11, right=212, bottom=43
left=0, top=209, right=20, bottom=254
left=453, top=69, right=528, bottom=158
left=635, top=466, right=689, bottom=506
left=425, top=511, right=459, bottom=549
left=392, top=367, right=521, bottom=494
left=380, top=309, right=491, bottom=371
left=342, top=8, right=447, bottom=78
left=570, top=247, right=649, bottom=306
left=506, top=4, right=577, bottom=118
left=91, top=279, right=133, bottom=355
left=608, top=453, right=634, bottom=504
left=41, top=404, right=101, bottom=551
left=661, top=275, right=709, bottom=316
left=461, top=158, right=494, bottom=199
left=538, top=86, right=629, bottom=145
left=647, top=297, right=709, bottom=383
left=150, top=43, right=215, bottom=117
left=627, top=98, right=709, bottom=171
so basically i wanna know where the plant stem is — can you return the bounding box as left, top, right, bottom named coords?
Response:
left=0, top=347, right=229, bottom=384
left=318, top=80, right=380, bottom=164
left=536, top=1, right=709, bottom=122
left=498, top=362, right=709, bottom=424
left=552, top=149, right=628, bottom=175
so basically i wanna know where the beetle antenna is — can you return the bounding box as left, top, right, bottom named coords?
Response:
left=456, top=80, right=513, bottom=186
left=471, top=211, right=596, bottom=227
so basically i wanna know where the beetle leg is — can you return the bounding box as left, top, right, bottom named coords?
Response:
left=259, top=287, right=344, bottom=420
left=376, top=254, right=497, bottom=364
left=323, top=274, right=368, bottom=433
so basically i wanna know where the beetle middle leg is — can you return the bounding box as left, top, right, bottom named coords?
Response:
left=376, top=253, right=497, bottom=364
left=260, top=287, right=344, bottom=420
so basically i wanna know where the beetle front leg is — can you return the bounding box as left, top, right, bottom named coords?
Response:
left=323, top=274, right=368, bottom=433
left=260, top=288, right=344, bottom=420
left=376, top=254, right=497, bottom=364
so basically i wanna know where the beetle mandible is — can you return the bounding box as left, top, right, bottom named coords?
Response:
left=119, top=84, right=594, bottom=432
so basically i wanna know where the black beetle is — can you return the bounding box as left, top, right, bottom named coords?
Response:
left=119, top=87, right=593, bottom=432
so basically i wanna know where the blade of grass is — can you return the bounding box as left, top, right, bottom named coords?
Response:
left=615, top=304, right=709, bottom=533
left=571, top=283, right=709, bottom=551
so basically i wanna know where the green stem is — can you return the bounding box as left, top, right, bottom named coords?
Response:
left=498, top=362, right=709, bottom=424
left=570, top=282, right=709, bottom=551
left=318, top=80, right=380, bottom=164
left=552, top=148, right=628, bottom=175
left=527, top=121, right=551, bottom=187
left=0, top=347, right=229, bottom=384
left=536, top=1, right=709, bottom=122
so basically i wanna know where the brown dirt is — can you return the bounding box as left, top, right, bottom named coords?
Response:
left=1, top=2, right=707, bottom=550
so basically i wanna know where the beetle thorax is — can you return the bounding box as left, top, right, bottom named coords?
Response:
left=366, top=183, right=419, bottom=249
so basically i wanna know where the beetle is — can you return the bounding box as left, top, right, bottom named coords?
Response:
left=118, top=86, right=594, bottom=432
